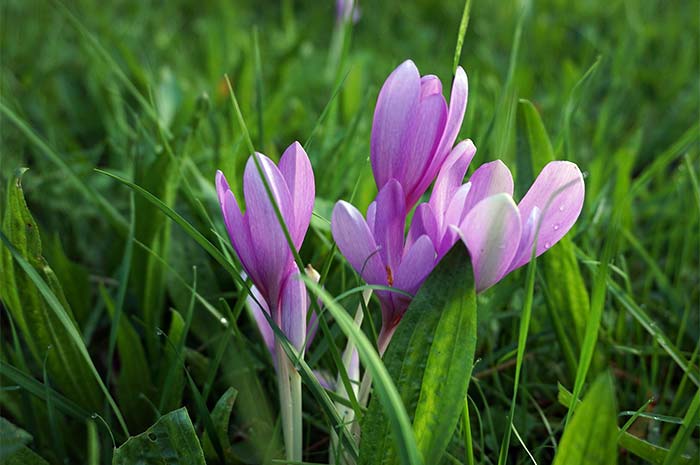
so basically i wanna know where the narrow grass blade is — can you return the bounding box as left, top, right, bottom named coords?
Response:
left=663, top=392, right=700, bottom=465
left=558, top=384, right=695, bottom=465
left=452, top=0, right=473, bottom=73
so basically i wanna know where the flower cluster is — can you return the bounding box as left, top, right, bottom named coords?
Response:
left=331, top=60, right=585, bottom=350
left=215, top=59, right=585, bottom=461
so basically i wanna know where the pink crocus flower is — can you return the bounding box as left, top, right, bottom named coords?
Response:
left=409, top=143, right=586, bottom=292
left=332, top=144, right=584, bottom=349
left=215, top=141, right=315, bottom=353
left=332, top=179, right=437, bottom=351
left=371, top=60, right=469, bottom=210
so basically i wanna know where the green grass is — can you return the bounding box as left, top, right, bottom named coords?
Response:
left=1, top=0, right=698, bottom=464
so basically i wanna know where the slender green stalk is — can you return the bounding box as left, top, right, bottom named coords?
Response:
left=277, top=343, right=303, bottom=463
left=462, top=396, right=475, bottom=465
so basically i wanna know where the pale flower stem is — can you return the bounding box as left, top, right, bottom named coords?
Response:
left=276, top=342, right=302, bottom=463
left=352, top=321, right=394, bottom=440
left=331, top=289, right=371, bottom=464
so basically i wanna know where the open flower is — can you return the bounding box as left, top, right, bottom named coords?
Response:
left=371, top=60, right=469, bottom=209
left=332, top=179, right=437, bottom=350
left=215, top=141, right=315, bottom=352
left=409, top=145, right=586, bottom=292
left=332, top=149, right=584, bottom=348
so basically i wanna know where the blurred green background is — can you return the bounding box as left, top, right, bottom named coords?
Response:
left=1, top=0, right=698, bottom=464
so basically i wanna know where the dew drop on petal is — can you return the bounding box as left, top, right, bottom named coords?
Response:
left=544, top=242, right=551, bottom=249
left=553, top=224, right=560, bottom=231
left=559, top=205, right=565, bottom=212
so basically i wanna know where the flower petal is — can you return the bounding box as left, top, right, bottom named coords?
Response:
left=373, top=179, right=406, bottom=271
left=462, top=160, right=514, bottom=215
left=508, top=161, right=585, bottom=271
left=366, top=200, right=377, bottom=236
left=243, top=154, right=295, bottom=301
left=508, top=207, right=541, bottom=272
left=439, top=183, right=472, bottom=255
left=371, top=60, right=421, bottom=190
left=459, top=193, right=521, bottom=292
left=220, top=190, right=262, bottom=287
left=406, top=203, right=439, bottom=250
left=399, top=93, right=448, bottom=207
left=331, top=201, right=385, bottom=285
left=278, top=141, right=315, bottom=249
left=429, top=140, right=477, bottom=218
left=420, top=75, right=442, bottom=99
left=427, top=66, right=469, bottom=178
left=215, top=170, right=231, bottom=201
left=280, top=268, right=308, bottom=352
left=394, top=234, right=437, bottom=295
left=245, top=282, right=275, bottom=357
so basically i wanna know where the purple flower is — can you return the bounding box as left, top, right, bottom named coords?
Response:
left=332, top=145, right=585, bottom=346
left=332, top=179, right=438, bottom=349
left=409, top=144, right=586, bottom=292
left=216, top=141, right=315, bottom=352
left=371, top=60, right=469, bottom=209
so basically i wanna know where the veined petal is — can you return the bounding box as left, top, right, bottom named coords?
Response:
left=243, top=154, right=295, bottom=302
left=331, top=201, right=385, bottom=285
left=394, top=235, right=437, bottom=295
left=428, top=66, right=469, bottom=179
left=215, top=170, right=231, bottom=201
left=508, top=207, right=541, bottom=272
left=462, top=160, right=514, bottom=215
left=280, top=268, right=308, bottom=353
left=420, top=75, right=442, bottom=99
left=373, top=180, right=406, bottom=271
left=278, top=141, right=315, bottom=249
left=459, top=193, right=521, bottom=292
left=429, top=140, right=477, bottom=218
left=439, top=183, right=472, bottom=255
left=366, top=201, right=377, bottom=236
left=399, top=93, right=448, bottom=207
left=509, top=161, right=585, bottom=271
left=245, top=283, right=275, bottom=357
left=220, top=190, right=262, bottom=287
left=406, top=203, right=439, bottom=250
left=371, top=60, right=421, bottom=189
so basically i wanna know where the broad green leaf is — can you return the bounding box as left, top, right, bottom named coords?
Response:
left=359, top=245, right=477, bottom=465
left=0, top=170, right=102, bottom=411
left=0, top=417, right=32, bottom=460
left=3, top=446, right=50, bottom=465
left=201, top=387, right=238, bottom=459
left=43, top=234, right=91, bottom=327
left=554, top=374, right=618, bottom=465
left=541, top=237, right=590, bottom=373
left=112, top=408, right=206, bottom=465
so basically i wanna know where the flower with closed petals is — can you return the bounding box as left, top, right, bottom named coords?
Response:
left=216, top=141, right=315, bottom=353
left=371, top=60, right=469, bottom=209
